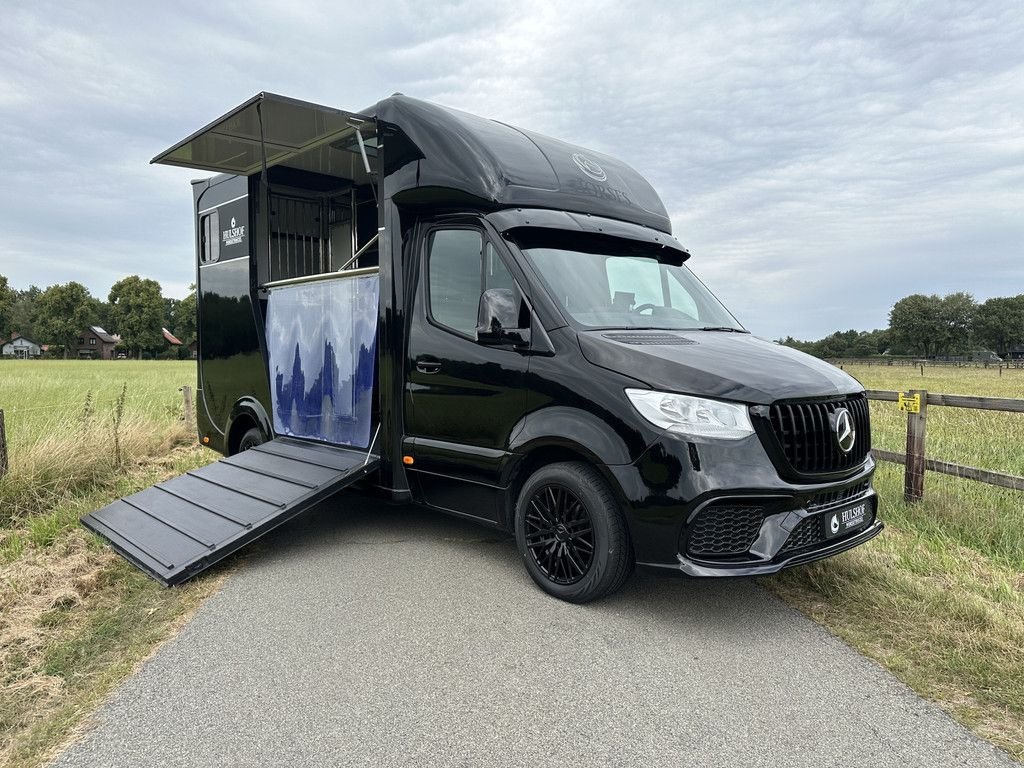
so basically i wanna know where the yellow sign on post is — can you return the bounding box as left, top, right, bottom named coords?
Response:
left=898, top=392, right=921, bottom=413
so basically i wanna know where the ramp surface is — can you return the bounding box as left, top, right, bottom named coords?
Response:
left=82, top=438, right=377, bottom=585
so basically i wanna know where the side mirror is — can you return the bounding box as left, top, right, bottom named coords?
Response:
left=476, top=288, right=531, bottom=347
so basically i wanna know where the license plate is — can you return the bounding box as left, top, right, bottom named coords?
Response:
left=822, top=500, right=870, bottom=540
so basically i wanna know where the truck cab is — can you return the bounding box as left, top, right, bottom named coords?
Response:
left=84, top=92, right=881, bottom=602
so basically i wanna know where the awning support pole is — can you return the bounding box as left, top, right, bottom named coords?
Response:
left=256, top=100, right=271, bottom=267
left=336, top=233, right=379, bottom=272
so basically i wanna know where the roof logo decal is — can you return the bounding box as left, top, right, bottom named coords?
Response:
left=572, top=153, right=607, bottom=182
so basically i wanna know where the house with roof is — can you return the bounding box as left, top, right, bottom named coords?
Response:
left=162, top=328, right=183, bottom=346
left=1, top=333, right=43, bottom=359
left=74, top=326, right=121, bottom=360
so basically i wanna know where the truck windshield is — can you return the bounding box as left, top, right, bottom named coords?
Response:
left=518, top=237, right=745, bottom=332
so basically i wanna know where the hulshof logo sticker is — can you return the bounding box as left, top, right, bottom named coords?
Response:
left=222, top=217, right=245, bottom=247
left=572, top=153, right=607, bottom=182
left=830, top=514, right=840, bottom=534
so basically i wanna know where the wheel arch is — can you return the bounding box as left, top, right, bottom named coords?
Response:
left=503, top=441, right=632, bottom=536
left=226, top=397, right=273, bottom=455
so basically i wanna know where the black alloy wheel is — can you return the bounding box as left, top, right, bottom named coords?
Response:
left=515, top=462, right=633, bottom=603
left=238, top=426, right=264, bottom=453
left=524, top=484, right=595, bottom=585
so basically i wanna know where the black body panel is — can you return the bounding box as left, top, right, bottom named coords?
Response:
left=81, top=439, right=378, bottom=585
left=371, top=96, right=672, bottom=233
left=577, top=330, right=863, bottom=404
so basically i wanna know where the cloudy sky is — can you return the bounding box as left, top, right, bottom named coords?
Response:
left=1, top=0, right=1021, bottom=339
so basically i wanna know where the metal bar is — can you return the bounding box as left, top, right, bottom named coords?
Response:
left=219, top=457, right=318, bottom=489
left=185, top=470, right=287, bottom=507
left=154, top=484, right=253, bottom=528
left=263, top=266, right=379, bottom=289
left=337, top=233, right=379, bottom=273
left=350, top=187, right=357, bottom=266
left=872, top=449, right=1024, bottom=492
left=355, top=128, right=372, bottom=175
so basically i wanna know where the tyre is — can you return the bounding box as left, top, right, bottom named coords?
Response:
left=514, top=462, right=633, bottom=603
left=237, top=426, right=265, bottom=453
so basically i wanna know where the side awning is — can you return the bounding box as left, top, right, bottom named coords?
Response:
left=151, top=92, right=376, bottom=178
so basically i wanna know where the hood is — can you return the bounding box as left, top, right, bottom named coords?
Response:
left=577, top=330, right=863, bottom=405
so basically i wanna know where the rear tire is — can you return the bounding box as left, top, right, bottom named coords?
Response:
left=238, top=426, right=264, bottom=453
left=514, top=462, right=633, bottom=603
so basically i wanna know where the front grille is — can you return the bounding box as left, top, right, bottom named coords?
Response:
left=685, top=504, right=767, bottom=558
left=766, top=393, right=871, bottom=475
left=779, top=516, right=823, bottom=554
left=805, top=481, right=870, bottom=512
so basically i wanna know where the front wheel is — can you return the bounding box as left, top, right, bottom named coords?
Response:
left=514, top=462, right=633, bottom=603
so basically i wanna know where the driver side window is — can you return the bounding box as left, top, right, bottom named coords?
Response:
left=427, top=228, right=516, bottom=337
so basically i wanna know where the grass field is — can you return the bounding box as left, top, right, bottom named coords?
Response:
left=1, top=360, right=1022, bottom=765
left=0, top=361, right=220, bottom=768
left=765, top=363, right=1024, bottom=761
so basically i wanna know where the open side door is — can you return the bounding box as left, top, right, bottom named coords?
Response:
left=151, top=92, right=377, bottom=180
left=82, top=439, right=378, bottom=586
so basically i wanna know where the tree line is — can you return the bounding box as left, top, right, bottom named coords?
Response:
left=0, top=274, right=197, bottom=359
left=780, top=292, right=1024, bottom=360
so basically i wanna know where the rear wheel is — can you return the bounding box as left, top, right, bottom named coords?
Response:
left=514, top=462, right=632, bottom=603
left=237, top=426, right=264, bottom=453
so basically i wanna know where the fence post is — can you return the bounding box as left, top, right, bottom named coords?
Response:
left=0, top=409, right=7, bottom=479
left=181, top=385, right=194, bottom=429
left=904, top=389, right=927, bottom=502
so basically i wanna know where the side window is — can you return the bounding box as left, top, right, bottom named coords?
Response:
left=484, top=242, right=515, bottom=292
left=200, top=210, right=220, bottom=265
left=428, top=229, right=484, bottom=336
left=427, top=229, right=518, bottom=337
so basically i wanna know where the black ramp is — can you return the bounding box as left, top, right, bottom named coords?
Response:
left=82, top=438, right=379, bottom=586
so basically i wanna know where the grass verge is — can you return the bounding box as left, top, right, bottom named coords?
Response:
left=1, top=362, right=221, bottom=767
left=0, top=445, right=220, bottom=768
left=764, top=463, right=1024, bottom=762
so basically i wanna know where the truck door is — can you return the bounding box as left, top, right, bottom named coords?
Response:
left=405, top=222, right=529, bottom=522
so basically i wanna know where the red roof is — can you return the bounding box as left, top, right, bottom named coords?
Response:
left=162, top=327, right=183, bottom=345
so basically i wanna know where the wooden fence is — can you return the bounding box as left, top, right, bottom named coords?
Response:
left=866, top=389, right=1024, bottom=501
left=833, top=358, right=1024, bottom=371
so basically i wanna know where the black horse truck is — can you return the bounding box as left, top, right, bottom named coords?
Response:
left=84, top=92, right=881, bottom=603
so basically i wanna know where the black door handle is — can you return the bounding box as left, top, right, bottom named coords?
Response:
left=416, top=358, right=442, bottom=375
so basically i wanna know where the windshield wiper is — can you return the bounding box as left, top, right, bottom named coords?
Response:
left=694, top=326, right=748, bottom=333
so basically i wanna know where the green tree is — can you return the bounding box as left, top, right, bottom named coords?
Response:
left=974, top=295, right=1024, bottom=358
left=0, top=275, right=14, bottom=338
left=937, top=292, right=976, bottom=355
left=36, top=282, right=100, bottom=357
left=9, top=286, right=42, bottom=341
left=109, top=275, right=165, bottom=359
left=174, top=285, right=198, bottom=345
left=889, top=294, right=943, bottom=357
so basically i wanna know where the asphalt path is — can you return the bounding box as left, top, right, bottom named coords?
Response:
left=53, top=494, right=1014, bottom=767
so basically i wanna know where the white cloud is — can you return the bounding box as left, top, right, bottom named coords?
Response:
left=0, top=0, right=1021, bottom=336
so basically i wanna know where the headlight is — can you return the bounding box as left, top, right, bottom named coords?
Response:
left=625, top=389, right=753, bottom=440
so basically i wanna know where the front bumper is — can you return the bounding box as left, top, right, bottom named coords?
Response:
left=606, top=431, right=881, bottom=576
left=664, top=518, right=884, bottom=577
